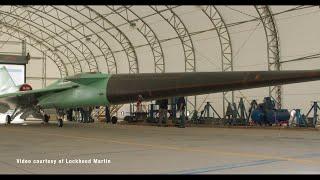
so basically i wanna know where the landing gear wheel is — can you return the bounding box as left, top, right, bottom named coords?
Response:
left=43, top=114, right=50, bottom=123
left=6, top=115, right=11, bottom=124
left=111, top=116, right=118, bottom=124
left=58, top=119, right=63, bottom=127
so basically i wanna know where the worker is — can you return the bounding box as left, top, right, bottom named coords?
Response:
left=232, top=102, right=238, bottom=125
left=158, top=98, right=168, bottom=127
left=79, top=107, right=86, bottom=123
left=84, top=107, right=91, bottom=123
left=66, top=109, right=73, bottom=121
left=75, top=108, right=80, bottom=122
left=225, top=102, right=233, bottom=125
left=135, top=95, right=147, bottom=121
left=88, top=106, right=93, bottom=123
left=105, top=106, right=111, bottom=123
left=136, top=95, right=146, bottom=112
left=177, top=96, right=186, bottom=128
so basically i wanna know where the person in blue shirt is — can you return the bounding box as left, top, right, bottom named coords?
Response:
left=177, top=97, right=186, bottom=128
left=157, top=99, right=168, bottom=127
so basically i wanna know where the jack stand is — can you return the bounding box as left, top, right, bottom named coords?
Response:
left=198, top=102, right=222, bottom=124
left=305, top=102, right=320, bottom=128
left=237, top=98, right=248, bottom=125
left=225, top=102, right=238, bottom=125
left=238, top=98, right=248, bottom=119
left=247, top=100, right=258, bottom=125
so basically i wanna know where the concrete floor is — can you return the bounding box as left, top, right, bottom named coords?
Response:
left=1, top=121, right=320, bottom=174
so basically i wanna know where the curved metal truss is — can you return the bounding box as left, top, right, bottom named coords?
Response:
left=149, top=5, right=197, bottom=110
left=0, top=6, right=88, bottom=75
left=255, top=5, right=281, bottom=108
left=28, top=6, right=99, bottom=73
left=150, top=6, right=195, bottom=73
left=71, top=5, right=139, bottom=74
left=201, top=5, right=234, bottom=117
left=45, top=6, right=118, bottom=74
left=0, top=5, right=122, bottom=75
left=67, top=5, right=140, bottom=115
left=107, top=5, right=165, bottom=73
left=0, top=8, right=84, bottom=76
left=45, top=6, right=120, bottom=74
left=0, top=25, right=67, bottom=77
left=0, top=5, right=283, bottom=115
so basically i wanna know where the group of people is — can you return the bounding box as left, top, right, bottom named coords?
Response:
left=156, top=96, right=186, bottom=128
left=65, top=96, right=187, bottom=127
left=66, top=106, right=99, bottom=123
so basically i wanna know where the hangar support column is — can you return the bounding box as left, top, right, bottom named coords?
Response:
left=150, top=5, right=197, bottom=112
left=255, top=5, right=281, bottom=109
left=201, top=5, right=234, bottom=117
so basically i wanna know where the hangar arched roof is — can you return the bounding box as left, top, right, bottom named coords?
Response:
left=0, top=5, right=319, bottom=113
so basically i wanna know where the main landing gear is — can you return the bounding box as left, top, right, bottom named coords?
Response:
left=6, top=115, right=11, bottom=124
left=56, top=108, right=65, bottom=128
left=57, top=118, right=63, bottom=127
left=43, top=114, right=50, bottom=123
left=6, top=107, right=20, bottom=125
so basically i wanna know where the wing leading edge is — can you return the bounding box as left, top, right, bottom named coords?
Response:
left=0, top=82, right=79, bottom=99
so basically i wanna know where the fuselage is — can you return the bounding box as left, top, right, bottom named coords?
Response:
left=37, top=70, right=320, bottom=109
left=3, top=69, right=320, bottom=112
left=37, top=72, right=111, bottom=109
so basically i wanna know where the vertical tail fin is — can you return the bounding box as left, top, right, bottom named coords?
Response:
left=0, top=66, right=19, bottom=94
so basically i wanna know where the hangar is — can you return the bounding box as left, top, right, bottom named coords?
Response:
left=1, top=5, right=320, bottom=174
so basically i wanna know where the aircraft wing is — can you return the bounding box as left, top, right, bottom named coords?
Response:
left=0, top=82, right=78, bottom=113
left=106, top=70, right=320, bottom=104
left=0, top=83, right=78, bottom=99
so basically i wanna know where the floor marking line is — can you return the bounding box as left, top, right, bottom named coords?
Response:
left=170, top=159, right=282, bottom=174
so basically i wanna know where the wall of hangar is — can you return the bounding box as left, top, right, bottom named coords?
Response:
left=0, top=6, right=319, bottom=116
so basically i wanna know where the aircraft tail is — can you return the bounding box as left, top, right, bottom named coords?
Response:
left=0, top=66, right=19, bottom=95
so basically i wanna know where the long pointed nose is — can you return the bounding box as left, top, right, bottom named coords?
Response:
left=106, top=70, right=320, bottom=104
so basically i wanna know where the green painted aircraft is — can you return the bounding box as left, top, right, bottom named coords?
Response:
left=2, top=66, right=320, bottom=127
